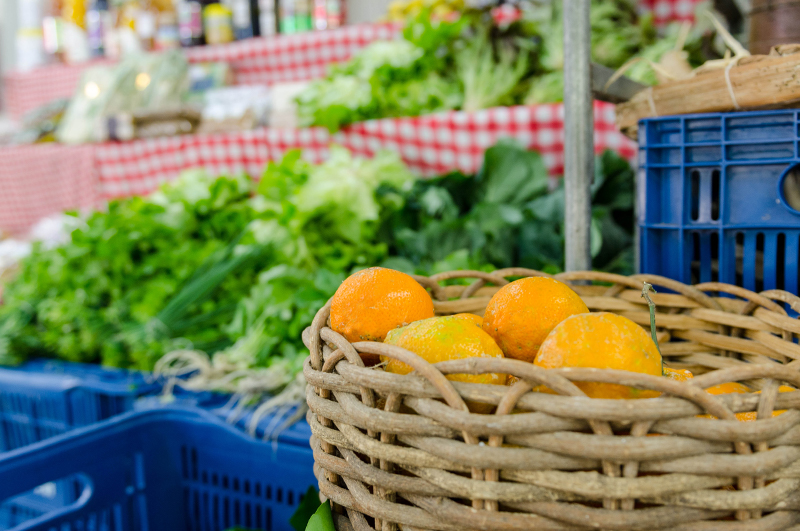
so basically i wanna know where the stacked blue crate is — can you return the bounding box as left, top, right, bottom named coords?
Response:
left=0, top=407, right=317, bottom=531
left=638, top=111, right=800, bottom=293
left=0, top=361, right=161, bottom=529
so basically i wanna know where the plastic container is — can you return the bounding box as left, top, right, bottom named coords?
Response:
left=0, top=360, right=161, bottom=530
left=0, top=407, right=316, bottom=531
left=638, top=110, right=800, bottom=293
left=0, top=359, right=160, bottom=452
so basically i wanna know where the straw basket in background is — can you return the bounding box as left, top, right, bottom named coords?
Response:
left=303, top=269, right=800, bottom=530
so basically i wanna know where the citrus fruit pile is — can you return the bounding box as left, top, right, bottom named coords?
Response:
left=328, top=267, right=791, bottom=417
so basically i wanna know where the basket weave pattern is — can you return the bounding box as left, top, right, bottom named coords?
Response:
left=303, top=269, right=800, bottom=531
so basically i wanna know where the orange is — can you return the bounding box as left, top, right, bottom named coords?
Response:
left=482, top=277, right=588, bottom=363
left=705, top=382, right=750, bottom=395
left=741, top=385, right=795, bottom=421
left=450, top=313, right=483, bottom=328
left=701, top=383, right=793, bottom=421
left=330, top=267, right=434, bottom=343
left=663, top=367, right=694, bottom=381
left=533, top=312, right=662, bottom=399
left=382, top=315, right=507, bottom=386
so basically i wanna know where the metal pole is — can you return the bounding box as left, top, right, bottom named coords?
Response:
left=563, top=0, right=593, bottom=272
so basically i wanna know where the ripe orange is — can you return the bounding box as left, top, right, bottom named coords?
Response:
left=533, top=312, right=662, bottom=399
left=383, top=315, right=507, bottom=386
left=450, top=313, right=483, bottom=328
left=701, top=383, right=793, bottom=420
left=705, top=382, right=750, bottom=395
left=330, top=267, right=434, bottom=344
left=663, top=367, right=694, bottom=381
left=482, top=277, right=588, bottom=363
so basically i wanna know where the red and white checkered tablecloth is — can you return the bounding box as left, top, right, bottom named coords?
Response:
left=95, top=127, right=332, bottom=198
left=0, top=144, right=97, bottom=235
left=0, top=103, right=635, bottom=234
left=93, top=102, right=635, bottom=199
left=335, top=103, right=634, bottom=178
left=2, top=60, right=114, bottom=119
left=183, top=23, right=398, bottom=86
left=639, top=0, right=702, bottom=25
left=2, top=23, right=397, bottom=119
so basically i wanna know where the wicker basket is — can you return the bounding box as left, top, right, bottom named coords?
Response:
left=303, top=269, right=800, bottom=531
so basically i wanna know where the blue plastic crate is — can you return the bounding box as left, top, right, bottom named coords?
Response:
left=0, top=360, right=162, bottom=529
left=0, top=360, right=160, bottom=452
left=0, top=407, right=316, bottom=531
left=638, top=110, right=800, bottom=292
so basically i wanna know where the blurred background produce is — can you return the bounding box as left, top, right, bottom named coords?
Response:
left=296, top=2, right=727, bottom=131
left=0, top=0, right=732, bottom=145
left=0, top=142, right=634, bottom=402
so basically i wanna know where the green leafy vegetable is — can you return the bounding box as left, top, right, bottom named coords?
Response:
left=0, top=171, right=267, bottom=368
left=298, top=1, right=721, bottom=128
left=304, top=501, right=335, bottom=531
left=290, top=486, right=323, bottom=531
left=383, top=141, right=636, bottom=275
left=456, top=30, right=529, bottom=112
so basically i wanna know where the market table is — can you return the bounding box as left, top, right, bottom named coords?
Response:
left=3, top=0, right=701, bottom=120
left=2, top=23, right=398, bottom=120
left=0, top=103, right=636, bottom=235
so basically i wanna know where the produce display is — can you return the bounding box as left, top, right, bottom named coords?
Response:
left=383, top=142, right=637, bottom=274
left=329, top=266, right=795, bottom=410
left=0, top=143, right=636, bottom=402
left=305, top=260, right=800, bottom=530
left=0, top=147, right=411, bottom=373
left=297, top=2, right=721, bottom=131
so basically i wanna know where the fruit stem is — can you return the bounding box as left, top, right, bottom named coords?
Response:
left=640, top=282, right=662, bottom=366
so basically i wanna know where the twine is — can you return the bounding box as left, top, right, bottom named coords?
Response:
left=646, top=87, right=659, bottom=117
left=724, top=58, right=742, bottom=110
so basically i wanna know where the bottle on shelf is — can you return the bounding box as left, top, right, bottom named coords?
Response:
left=312, top=0, right=324, bottom=30
left=294, top=0, right=311, bottom=32
left=258, top=0, right=276, bottom=36
left=250, top=0, right=262, bottom=36
left=136, top=7, right=157, bottom=49
left=278, top=0, right=295, bottom=34
left=326, top=0, right=342, bottom=29
left=177, top=0, right=204, bottom=46
left=203, top=3, right=234, bottom=44
left=229, top=0, right=253, bottom=39
left=85, top=0, right=112, bottom=57
left=155, top=10, right=180, bottom=49
left=62, top=0, right=86, bottom=28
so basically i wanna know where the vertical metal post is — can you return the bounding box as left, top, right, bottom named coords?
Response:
left=563, top=0, right=593, bottom=272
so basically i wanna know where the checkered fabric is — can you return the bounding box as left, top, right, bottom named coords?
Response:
left=639, top=0, right=702, bottom=25
left=334, top=103, right=635, bottom=178
left=0, top=103, right=636, bottom=234
left=0, top=144, right=97, bottom=235
left=2, top=60, right=114, bottom=120
left=95, top=127, right=332, bottom=198
left=183, top=23, right=398, bottom=86
left=2, top=24, right=397, bottom=119
left=94, top=102, right=635, bottom=199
